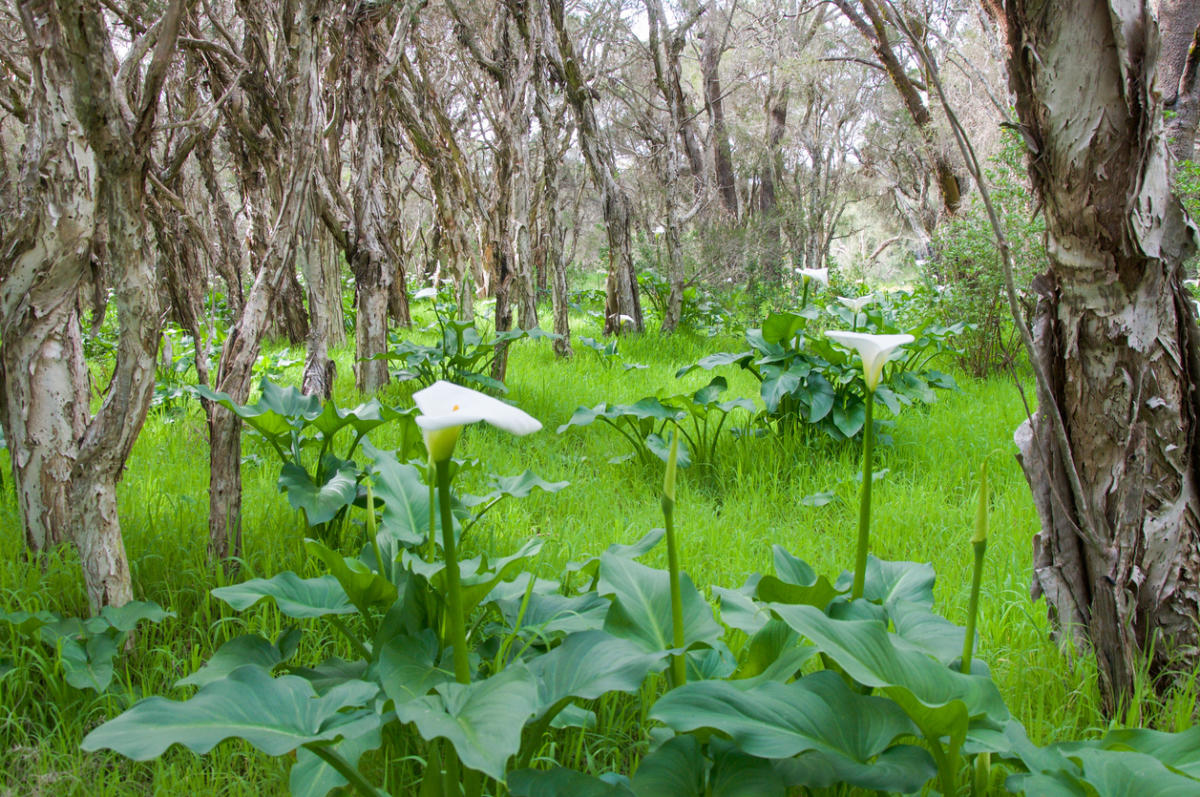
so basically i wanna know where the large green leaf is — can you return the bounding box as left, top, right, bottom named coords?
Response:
left=712, top=582, right=769, bottom=635
left=708, top=738, right=788, bottom=797
left=279, top=458, right=358, bottom=526
left=771, top=603, right=1008, bottom=723
left=196, top=380, right=321, bottom=443
left=631, top=735, right=705, bottom=797
left=97, top=601, right=175, bottom=633
left=496, top=591, right=609, bottom=640
left=177, top=630, right=300, bottom=689
left=754, top=547, right=841, bottom=609
left=212, top=572, right=354, bottom=619
left=291, top=727, right=383, bottom=797
left=305, top=539, right=398, bottom=616
left=527, top=630, right=666, bottom=712
left=598, top=552, right=723, bottom=654
left=1008, top=748, right=1200, bottom=797
left=60, top=634, right=118, bottom=691
left=452, top=538, right=544, bottom=616
left=732, top=619, right=816, bottom=683
left=674, top=350, right=755, bottom=378
left=761, top=311, right=807, bottom=345
left=312, top=399, right=411, bottom=440
left=889, top=599, right=966, bottom=665
left=394, top=665, right=539, bottom=779
left=565, top=528, right=665, bottom=589
left=1080, top=726, right=1200, bottom=779
left=650, top=670, right=931, bottom=792
left=376, top=629, right=453, bottom=706
left=835, top=556, right=936, bottom=608
left=508, top=768, right=634, bottom=797
left=81, top=667, right=380, bottom=759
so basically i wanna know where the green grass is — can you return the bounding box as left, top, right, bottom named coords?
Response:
left=0, top=314, right=1193, bottom=794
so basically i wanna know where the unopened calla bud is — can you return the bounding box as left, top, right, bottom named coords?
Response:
left=973, top=462, right=988, bottom=545
left=663, top=426, right=679, bottom=505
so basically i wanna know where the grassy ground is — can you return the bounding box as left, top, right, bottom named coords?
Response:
left=0, top=315, right=1193, bottom=794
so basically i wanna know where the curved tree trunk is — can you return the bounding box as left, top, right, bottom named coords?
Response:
left=1006, top=0, right=1200, bottom=710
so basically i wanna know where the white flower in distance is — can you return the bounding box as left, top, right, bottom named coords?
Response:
left=413, top=380, right=542, bottom=461
left=826, top=331, right=915, bottom=392
left=794, top=267, right=829, bottom=287
left=838, top=295, right=874, bottom=314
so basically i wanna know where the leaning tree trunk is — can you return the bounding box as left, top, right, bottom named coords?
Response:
left=545, top=0, right=643, bottom=335
left=1006, top=0, right=1200, bottom=710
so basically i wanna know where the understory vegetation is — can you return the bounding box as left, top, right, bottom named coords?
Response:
left=1, top=288, right=1196, bottom=796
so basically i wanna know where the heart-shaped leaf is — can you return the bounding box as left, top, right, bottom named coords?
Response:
left=212, top=573, right=354, bottom=619
left=598, top=553, right=722, bottom=655
left=81, top=667, right=380, bottom=759
left=279, top=458, right=358, bottom=526
left=395, top=664, right=539, bottom=779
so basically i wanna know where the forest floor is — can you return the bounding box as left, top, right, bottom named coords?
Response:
left=0, top=321, right=1193, bottom=795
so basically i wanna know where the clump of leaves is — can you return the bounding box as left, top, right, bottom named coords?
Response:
left=379, top=294, right=557, bottom=393
left=197, top=379, right=420, bottom=541
left=679, top=301, right=959, bottom=441
left=1, top=602, right=172, bottom=692
left=557, top=377, right=754, bottom=470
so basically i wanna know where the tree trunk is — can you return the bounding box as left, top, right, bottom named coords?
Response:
left=700, top=14, right=738, bottom=219
left=205, top=0, right=323, bottom=562
left=1006, top=0, right=1200, bottom=709
left=300, top=213, right=339, bottom=399
left=544, top=0, right=643, bottom=335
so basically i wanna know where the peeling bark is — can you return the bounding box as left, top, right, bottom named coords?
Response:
left=544, top=0, right=642, bottom=335
left=0, top=0, right=184, bottom=611
left=1006, top=0, right=1200, bottom=708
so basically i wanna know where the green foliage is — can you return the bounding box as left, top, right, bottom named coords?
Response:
left=5, top=326, right=1195, bottom=795
left=196, top=380, right=420, bottom=541
left=79, top=434, right=1199, bottom=797
left=380, top=293, right=557, bottom=393
left=679, top=299, right=960, bottom=441
left=0, top=602, right=172, bottom=692
left=925, top=129, right=1042, bottom=376
left=557, top=377, right=754, bottom=470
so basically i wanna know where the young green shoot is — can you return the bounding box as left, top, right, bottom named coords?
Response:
left=661, top=424, right=686, bottom=688
left=963, top=461, right=988, bottom=675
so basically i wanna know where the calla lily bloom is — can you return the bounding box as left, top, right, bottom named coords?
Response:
left=413, top=286, right=438, bottom=300
left=413, top=380, right=542, bottom=462
left=838, top=294, right=874, bottom=314
left=794, top=267, right=829, bottom=287
left=826, top=331, right=914, bottom=392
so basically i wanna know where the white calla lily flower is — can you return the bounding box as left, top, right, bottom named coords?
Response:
left=414, top=286, right=438, bottom=300
left=794, top=267, right=829, bottom=287
left=826, top=331, right=914, bottom=392
left=413, top=380, right=542, bottom=461
left=838, top=295, right=874, bottom=314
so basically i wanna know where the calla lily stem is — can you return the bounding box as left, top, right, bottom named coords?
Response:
left=851, top=395, right=875, bottom=601
left=963, top=463, right=989, bottom=674
left=437, top=458, right=471, bottom=684
left=662, top=429, right=687, bottom=688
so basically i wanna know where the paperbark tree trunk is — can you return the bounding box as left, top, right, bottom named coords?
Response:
left=205, top=0, right=323, bottom=562
left=833, top=0, right=961, bottom=216
left=700, top=11, right=738, bottom=219
left=544, top=0, right=643, bottom=335
left=1006, top=0, right=1200, bottom=709
left=1158, top=0, right=1200, bottom=164
left=0, top=0, right=184, bottom=611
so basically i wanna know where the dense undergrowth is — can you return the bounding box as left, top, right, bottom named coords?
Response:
left=0, top=309, right=1195, bottom=795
